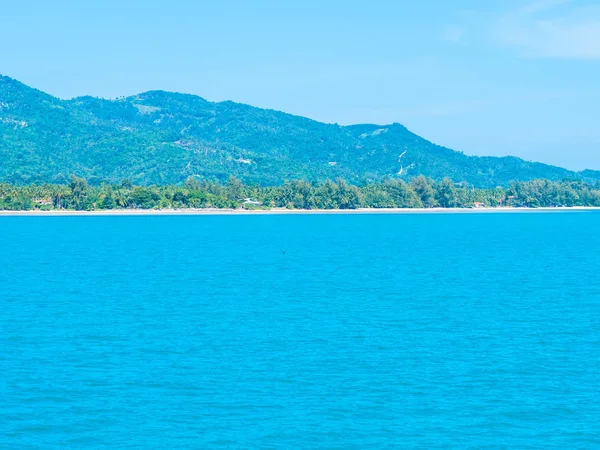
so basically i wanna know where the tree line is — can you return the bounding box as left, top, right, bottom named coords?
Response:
left=1, top=175, right=600, bottom=211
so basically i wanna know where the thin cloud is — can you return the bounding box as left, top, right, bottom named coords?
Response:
left=495, top=1, right=600, bottom=59
left=440, top=25, right=466, bottom=43
left=518, top=0, right=574, bottom=14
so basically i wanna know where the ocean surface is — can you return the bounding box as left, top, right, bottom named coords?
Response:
left=2, top=212, right=600, bottom=449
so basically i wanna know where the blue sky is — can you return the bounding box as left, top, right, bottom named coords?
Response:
left=1, top=0, right=599, bottom=170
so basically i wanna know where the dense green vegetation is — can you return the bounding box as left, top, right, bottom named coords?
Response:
left=2, top=176, right=600, bottom=211
left=2, top=75, right=599, bottom=188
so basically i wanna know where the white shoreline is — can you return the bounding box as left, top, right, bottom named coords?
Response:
left=1, top=207, right=599, bottom=216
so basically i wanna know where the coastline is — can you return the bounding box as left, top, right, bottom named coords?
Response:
left=1, top=206, right=599, bottom=216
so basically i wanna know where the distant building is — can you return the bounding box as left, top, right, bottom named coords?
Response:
left=33, top=198, right=52, bottom=206
left=473, top=202, right=484, bottom=208
left=242, top=198, right=262, bottom=206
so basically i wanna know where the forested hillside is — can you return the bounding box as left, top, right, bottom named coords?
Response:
left=1, top=75, right=597, bottom=187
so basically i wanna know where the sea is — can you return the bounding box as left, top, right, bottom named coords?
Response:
left=2, top=212, right=600, bottom=449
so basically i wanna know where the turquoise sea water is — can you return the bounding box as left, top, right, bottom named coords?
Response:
left=2, top=212, right=600, bottom=449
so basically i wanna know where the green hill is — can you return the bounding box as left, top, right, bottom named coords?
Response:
left=0, top=74, right=597, bottom=187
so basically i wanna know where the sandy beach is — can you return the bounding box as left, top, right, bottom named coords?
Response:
left=1, top=207, right=599, bottom=216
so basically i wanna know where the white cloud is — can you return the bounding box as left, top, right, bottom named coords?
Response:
left=440, top=25, right=466, bottom=43
left=495, top=1, right=600, bottom=59
left=517, top=0, right=574, bottom=15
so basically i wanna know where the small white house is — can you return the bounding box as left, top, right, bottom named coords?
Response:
left=242, top=198, right=262, bottom=206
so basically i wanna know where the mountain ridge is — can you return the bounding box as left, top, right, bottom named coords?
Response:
left=1, top=74, right=597, bottom=187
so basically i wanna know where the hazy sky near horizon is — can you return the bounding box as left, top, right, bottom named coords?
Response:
left=1, top=0, right=599, bottom=170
